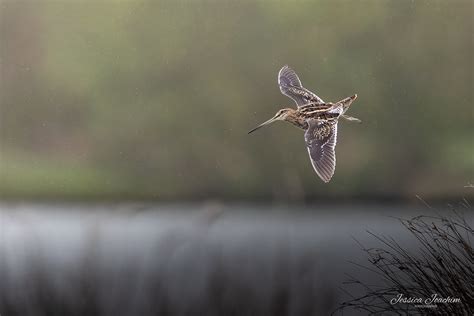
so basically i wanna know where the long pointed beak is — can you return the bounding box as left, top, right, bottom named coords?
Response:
left=248, top=117, right=277, bottom=134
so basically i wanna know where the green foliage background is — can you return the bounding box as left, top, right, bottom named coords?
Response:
left=1, top=0, right=472, bottom=200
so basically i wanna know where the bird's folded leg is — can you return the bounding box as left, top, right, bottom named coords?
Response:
left=341, top=115, right=362, bottom=123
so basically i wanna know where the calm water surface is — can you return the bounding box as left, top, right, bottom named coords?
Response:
left=0, top=203, right=462, bottom=315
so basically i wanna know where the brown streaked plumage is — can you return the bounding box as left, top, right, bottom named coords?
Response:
left=248, top=65, right=360, bottom=183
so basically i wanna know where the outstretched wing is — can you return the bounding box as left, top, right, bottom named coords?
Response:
left=278, top=65, right=324, bottom=107
left=304, top=120, right=338, bottom=183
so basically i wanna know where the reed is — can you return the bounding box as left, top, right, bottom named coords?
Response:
left=338, top=201, right=473, bottom=315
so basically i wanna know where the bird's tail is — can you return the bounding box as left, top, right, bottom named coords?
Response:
left=339, top=94, right=357, bottom=113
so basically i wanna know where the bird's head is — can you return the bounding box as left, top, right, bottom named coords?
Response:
left=248, top=108, right=293, bottom=134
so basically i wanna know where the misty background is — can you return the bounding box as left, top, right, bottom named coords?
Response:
left=0, top=1, right=473, bottom=315
left=1, top=0, right=472, bottom=202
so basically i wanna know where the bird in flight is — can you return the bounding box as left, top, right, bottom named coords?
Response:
left=248, top=65, right=360, bottom=183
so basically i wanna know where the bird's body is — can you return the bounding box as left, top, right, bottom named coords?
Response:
left=248, top=65, right=360, bottom=183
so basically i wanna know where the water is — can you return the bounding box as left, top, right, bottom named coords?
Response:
left=0, top=203, right=462, bottom=315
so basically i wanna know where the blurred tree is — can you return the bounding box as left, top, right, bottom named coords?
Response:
left=0, top=0, right=472, bottom=201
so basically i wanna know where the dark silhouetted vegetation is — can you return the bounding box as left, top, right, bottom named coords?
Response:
left=338, top=201, right=473, bottom=315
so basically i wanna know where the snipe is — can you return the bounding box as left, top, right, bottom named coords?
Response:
left=248, top=65, right=360, bottom=183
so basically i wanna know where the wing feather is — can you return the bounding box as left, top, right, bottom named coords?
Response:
left=278, top=65, right=324, bottom=107
left=304, top=120, right=338, bottom=183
